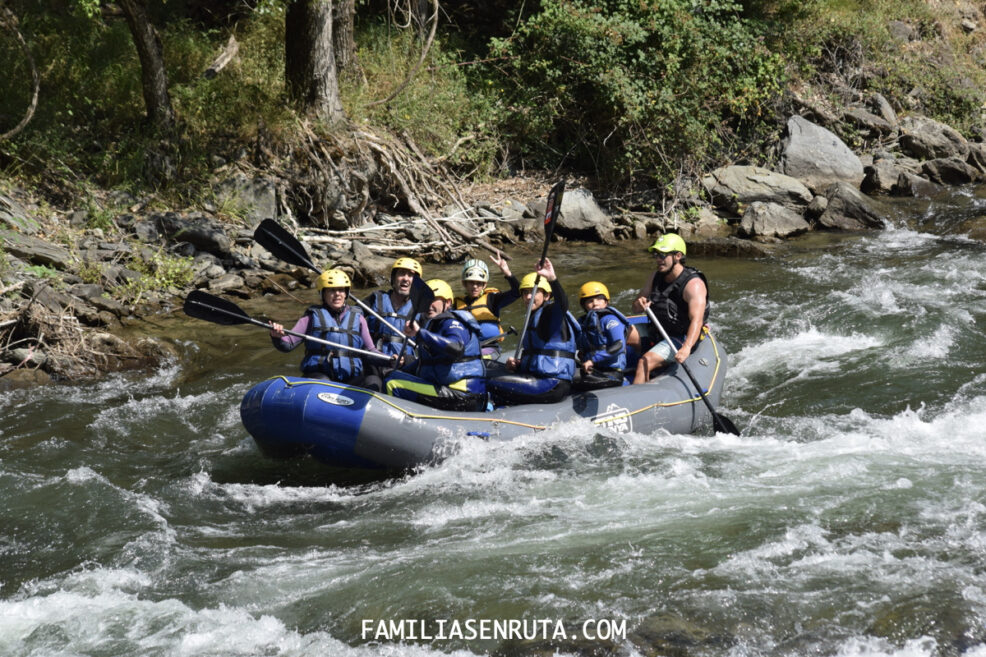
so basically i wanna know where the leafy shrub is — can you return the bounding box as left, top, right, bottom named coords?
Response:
left=487, top=0, right=786, bottom=185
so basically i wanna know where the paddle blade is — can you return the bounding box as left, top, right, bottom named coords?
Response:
left=409, top=274, right=436, bottom=317
left=540, top=180, right=565, bottom=260
left=253, top=219, right=320, bottom=272
left=713, top=413, right=741, bottom=436
left=183, top=290, right=252, bottom=325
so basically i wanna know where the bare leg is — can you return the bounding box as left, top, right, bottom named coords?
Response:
left=633, top=351, right=667, bottom=384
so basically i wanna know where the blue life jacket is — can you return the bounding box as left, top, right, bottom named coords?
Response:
left=418, top=310, right=485, bottom=386
left=578, top=307, right=632, bottom=371
left=520, top=306, right=580, bottom=381
left=366, top=290, right=415, bottom=357
left=300, top=306, right=364, bottom=382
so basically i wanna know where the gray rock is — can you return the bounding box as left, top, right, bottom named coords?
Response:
left=818, top=183, right=888, bottom=230
left=215, top=173, right=279, bottom=223
left=0, top=194, right=41, bottom=235
left=740, top=202, right=811, bottom=239
left=154, top=213, right=232, bottom=257
left=921, top=157, right=983, bottom=185
left=888, top=20, right=919, bottom=42
left=862, top=160, right=905, bottom=195
left=68, top=284, right=127, bottom=316
left=701, top=165, right=813, bottom=214
left=207, top=273, right=246, bottom=293
left=0, top=230, right=73, bottom=270
left=899, top=115, right=969, bottom=160
left=869, top=93, right=898, bottom=126
left=807, top=195, right=828, bottom=220
left=780, top=115, right=865, bottom=192
left=531, top=187, right=616, bottom=244
left=967, top=142, right=986, bottom=173
left=843, top=107, right=896, bottom=137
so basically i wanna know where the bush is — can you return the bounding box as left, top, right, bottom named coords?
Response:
left=487, top=0, right=786, bottom=185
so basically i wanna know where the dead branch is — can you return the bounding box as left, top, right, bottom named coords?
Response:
left=369, top=0, right=439, bottom=107
left=202, top=33, right=239, bottom=79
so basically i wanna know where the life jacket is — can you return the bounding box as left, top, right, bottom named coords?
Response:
left=520, top=306, right=581, bottom=381
left=578, top=307, right=632, bottom=371
left=454, top=288, right=503, bottom=343
left=648, top=266, right=709, bottom=337
left=418, top=310, right=485, bottom=386
left=299, top=306, right=364, bottom=382
left=366, top=290, right=415, bottom=357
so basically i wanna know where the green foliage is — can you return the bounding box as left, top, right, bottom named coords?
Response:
left=116, top=248, right=194, bottom=303
left=488, top=0, right=787, bottom=184
left=342, top=23, right=503, bottom=177
left=24, top=264, right=60, bottom=279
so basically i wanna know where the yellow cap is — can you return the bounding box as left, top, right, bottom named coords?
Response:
left=579, top=281, right=609, bottom=301
left=316, top=269, right=352, bottom=290
left=391, top=257, right=423, bottom=276
left=519, top=272, right=551, bottom=294
left=426, top=278, right=454, bottom=300
left=648, top=233, right=687, bottom=255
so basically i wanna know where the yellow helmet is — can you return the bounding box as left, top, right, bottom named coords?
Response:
left=316, top=269, right=351, bottom=290
left=648, top=233, right=687, bottom=255
left=519, top=272, right=551, bottom=294
left=426, top=278, right=454, bottom=301
left=391, top=257, right=423, bottom=276
left=579, top=281, right=610, bottom=301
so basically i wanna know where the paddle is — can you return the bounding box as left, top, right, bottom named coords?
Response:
left=183, top=290, right=394, bottom=363
left=513, top=180, right=565, bottom=361
left=643, top=306, right=740, bottom=436
left=253, top=218, right=414, bottom=347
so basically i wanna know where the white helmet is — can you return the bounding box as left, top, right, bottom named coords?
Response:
left=461, top=258, right=490, bottom=283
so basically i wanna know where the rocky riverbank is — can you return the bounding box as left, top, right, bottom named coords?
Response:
left=2, top=103, right=985, bottom=389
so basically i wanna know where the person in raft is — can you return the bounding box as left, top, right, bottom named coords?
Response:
left=486, top=258, right=581, bottom=406
left=573, top=281, right=640, bottom=391
left=384, top=279, right=487, bottom=411
left=269, top=268, right=387, bottom=391
left=453, top=253, right=521, bottom=358
left=631, top=233, right=709, bottom=383
left=362, top=257, right=424, bottom=360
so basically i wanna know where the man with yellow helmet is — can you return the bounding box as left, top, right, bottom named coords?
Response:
left=574, top=281, right=639, bottom=390
left=361, top=257, right=423, bottom=359
left=454, top=251, right=521, bottom=358
left=487, top=257, right=581, bottom=406
left=269, top=268, right=386, bottom=390
left=631, top=233, right=709, bottom=383
left=385, top=278, right=487, bottom=411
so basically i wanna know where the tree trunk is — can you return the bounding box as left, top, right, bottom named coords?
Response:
left=285, top=0, right=345, bottom=124
left=332, top=0, right=359, bottom=76
left=118, top=0, right=175, bottom=131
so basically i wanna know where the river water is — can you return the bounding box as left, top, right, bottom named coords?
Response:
left=3, top=190, right=986, bottom=657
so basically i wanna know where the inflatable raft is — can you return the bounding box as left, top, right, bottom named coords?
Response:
left=240, top=325, right=729, bottom=470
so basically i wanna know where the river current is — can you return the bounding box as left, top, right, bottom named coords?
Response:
left=3, top=189, right=986, bottom=657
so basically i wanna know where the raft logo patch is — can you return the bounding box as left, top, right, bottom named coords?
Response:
left=593, top=403, right=632, bottom=433
left=317, top=392, right=355, bottom=406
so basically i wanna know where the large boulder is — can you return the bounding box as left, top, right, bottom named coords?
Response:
left=214, top=173, right=279, bottom=223
left=921, top=157, right=983, bottom=185
left=899, top=115, right=969, bottom=160
left=817, top=183, right=888, bottom=230
left=739, top=202, right=811, bottom=240
left=530, top=187, right=616, bottom=244
left=151, top=212, right=232, bottom=257
left=780, top=115, right=865, bottom=193
left=701, top=165, right=813, bottom=215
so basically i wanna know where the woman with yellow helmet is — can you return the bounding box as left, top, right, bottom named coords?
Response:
left=269, top=268, right=387, bottom=390
left=574, top=281, right=638, bottom=390
left=631, top=233, right=710, bottom=383
left=486, top=257, right=581, bottom=406
left=361, top=257, right=423, bottom=359
left=385, top=278, right=487, bottom=411
left=454, top=251, right=521, bottom=358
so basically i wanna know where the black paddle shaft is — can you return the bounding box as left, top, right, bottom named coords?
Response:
left=643, top=306, right=740, bottom=436
left=513, top=180, right=565, bottom=361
